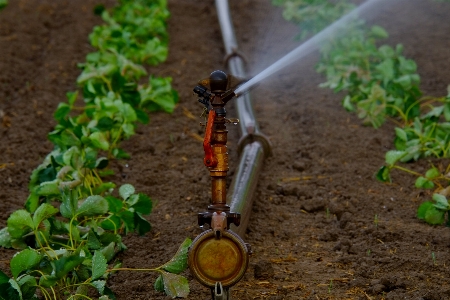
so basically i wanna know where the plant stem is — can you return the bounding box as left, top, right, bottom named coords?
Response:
left=391, top=165, right=423, bottom=177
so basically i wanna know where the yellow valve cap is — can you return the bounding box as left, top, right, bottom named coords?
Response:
left=188, top=229, right=249, bottom=288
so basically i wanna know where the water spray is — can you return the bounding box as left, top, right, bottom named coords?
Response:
left=235, top=0, right=389, bottom=96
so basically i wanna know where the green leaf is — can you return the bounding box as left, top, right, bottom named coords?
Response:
left=425, top=168, right=440, bottom=180
left=92, top=280, right=106, bottom=295
left=424, top=206, right=446, bottom=225
left=135, top=109, right=149, bottom=124
left=105, top=196, right=123, bottom=214
left=376, top=166, right=391, bottom=182
left=95, top=157, right=109, bottom=169
left=161, top=238, right=192, bottom=274
left=0, top=279, right=21, bottom=300
left=385, top=150, right=406, bottom=166
left=112, top=148, right=130, bottom=159
left=154, top=275, right=164, bottom=292
left=96, top=117, right=114, bottom=131
left=39, top=275, right=58, bottom=288
left=25, top=192, right=39, bottom=214
left=131, top=193, right=152, bottom=215
left=10, top=249, right=42, bottom=279
left=8, top=279, right=22, bottom=300
left=432, top=193, right=449, bottom=210
left=17, top=275, right=37, bottom=299
left=134, top=213, right=151, bottom=236
left=118, top=210, right=135, bottom=233
left=87, top=231, right=102, bottom=250
left=342, top=95, right=355, bottom=112
left=66, top=91, right=78, bottom=106
left=35, top=180, right=60, bottom=196
left=76, top=195, right=109, bottom=217
left=394, top=127, right=408, bottom=142
left=93, top=182, right=116, bottom=195
left=100, top=242, right=116, bottom=262
left=90, top=131, right=110, bottom=151
left=60, top=189, right=78, bottom=219
left=60, top=129, right=81, bottom=147
left=0, top=228, right=11, bottom=248
left=444, top=103, right=450, bottom=121
left=120, top=103, right=137, bottom=123
left=160, top=271, right=189, bottom=298
left=92, top=251, right=107, bottom=280
left=53, top=252, right=85, bottom=279
left=7, top=210, right=34, bottom=239
left=100, top=215, right=121, bottom=231
left=0, top=270, right=9, bottom=284
left=371, top=25, right=388, bottom=38
left=75, top=284, right=89, bottom=299
left=415, top=176, right=434, bottom=189
left=32, top=203, right=58, bottom=229
left=54, top=103, right=71, bottom=122
left=119, top=184, right=135, bottom=200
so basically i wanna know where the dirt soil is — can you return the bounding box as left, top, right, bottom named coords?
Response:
left=2, top=0, right=450, bottom=299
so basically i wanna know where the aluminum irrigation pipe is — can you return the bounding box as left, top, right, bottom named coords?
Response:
left=215, top=0, right=271, bottom=237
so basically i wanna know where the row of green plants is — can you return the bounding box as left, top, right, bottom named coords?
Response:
left=0, top=0, right=7, bottom=10
left=0, top=1, right=190, bottom=299
left=273, top=0, right=450, bottom=225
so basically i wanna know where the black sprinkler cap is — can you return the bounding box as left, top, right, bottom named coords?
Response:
left=209, top=70, right=228, bottom=92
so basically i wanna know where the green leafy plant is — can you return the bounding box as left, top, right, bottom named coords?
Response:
left=275, top=0, right=450, bottom=227
left=272, top=0, right=355, bottom=41
left=0, top=237, right=191, bottom=300
left=0, top=0, right=7, bottom=10
left=0, top=0, right=189, bottom=298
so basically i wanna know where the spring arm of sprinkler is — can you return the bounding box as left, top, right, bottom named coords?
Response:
left=203, top=109, right=218, bottom=167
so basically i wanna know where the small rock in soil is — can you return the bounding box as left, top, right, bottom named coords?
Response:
left=339, top=211, right=353, bottom=228
left=293, top=161, right=307, bottom=172
left=254, top=260, right=274, bottom=279
left=318, top=229, right=339, bottom=242
left=371, top=283, right=386, bottom=294
left=301, top=198, right=326, bottom=212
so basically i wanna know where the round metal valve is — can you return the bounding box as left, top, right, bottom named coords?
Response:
left=188, top=229, right=249, bottom=288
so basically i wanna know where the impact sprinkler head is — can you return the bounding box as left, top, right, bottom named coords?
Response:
left=209, top=70, right=228, bottom=93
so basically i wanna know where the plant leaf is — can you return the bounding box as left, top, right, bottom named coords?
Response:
left=32, top=203, right=58, bottom=229
left=134, top=212, right=151, bottom=236
left=424, top=206, right=446, bottom=225
left=90, top=131, right=110, bottom=151
left=425, top=168, right=440, bottom=180
left=160, top=271, right=189, bottom=298
left=0, top=227, right=12, bottom=248
left=131, top=193, right=152, bottom=215
left=154, top=275, right=164, bottom=292
left=394, top=127, right=408, bottom=142
left=25, top=192, right=40, bottom=214
left=54, top=103, right=71, bottom=122
left=375, top=166, right=391, bottom=182
left=432, top=193, right=449, bottom=210
left=119, top=184, right=135, bottom=200
left=7, top=210, right=34, bottom=239
left=53, top=252, right=85, bottom=279
left=385, top=150, right=406, bottom=166
left=76, top=195, right=109, bottom=217
left=415, top=176, right=434, bottom=189
left=92, top=251, right=107, bottom=280
left=92, top=280, right=106, bottom=295
left=17, top=275, right=37, bottom=299
left=105, top=196, right=123, bottom=214
left=35, top=180, right=60, bottom=196
left=10, top=249, right=42, bottom=279
left=417, top=201, right=433, bottom=220
left=161, top=238, right=192, bottom=274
